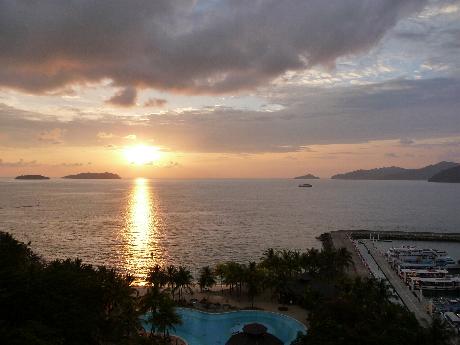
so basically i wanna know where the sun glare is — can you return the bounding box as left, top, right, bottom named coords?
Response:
left=123, top=145, right=161, bottom=165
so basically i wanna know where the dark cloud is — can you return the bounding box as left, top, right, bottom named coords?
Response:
left=106, top=87, right=137, bottom=106
left=144, top=98, right=168, bottom=108
left=1, top=77, right=459, bottom=153
left=400, top=138, right=415, bottom=145
left=0, top=0, right=427, bottom=95
left=0, top=158, right=38, bottom=167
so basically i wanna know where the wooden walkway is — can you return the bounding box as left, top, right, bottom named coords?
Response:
left=364, top=240, right=432, bottom=327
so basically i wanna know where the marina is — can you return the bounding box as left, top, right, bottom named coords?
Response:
left=331, top=230, right=460, bottom=333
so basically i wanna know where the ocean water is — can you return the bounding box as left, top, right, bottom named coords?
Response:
left=1, top=178, right=459, bottom=284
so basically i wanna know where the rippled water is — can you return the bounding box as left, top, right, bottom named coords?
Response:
left=1, top=178, right=459, bottom=284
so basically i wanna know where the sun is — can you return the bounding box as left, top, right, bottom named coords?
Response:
left=123, top=145, right=161, bottom=165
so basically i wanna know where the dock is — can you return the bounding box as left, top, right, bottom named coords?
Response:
left=364, top=240, right=432, bottom=327
left=327, top=230, right=444, bottom=327
left=348, top=230, right=460, bottom=242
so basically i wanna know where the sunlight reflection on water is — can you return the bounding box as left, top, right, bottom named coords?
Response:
left=123, top=178, right=165, bottom=284
left=2, top=179, right=460, bottom=286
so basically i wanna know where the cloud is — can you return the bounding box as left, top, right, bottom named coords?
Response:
left=38, top=128, right=65, bottom=144
left=57, top=162, right=84, bottom=167
left=148, top=161, right=180, bottom=168
left=106, top=87, right=137, bottom=106
left=144, top=98, right=168, bottom=107
left=0, top=158, right=38, bottom=167
left=399, top=138, right=415, bottom=145
left=97, top=132, right=115, bottom=139
left=385, top=152, right=399, bottom=158
left=1, top=77, right=460, bottom=153
left=124, top=134, right=137, bottom=140
left=0, top=0, right=427, bottom=95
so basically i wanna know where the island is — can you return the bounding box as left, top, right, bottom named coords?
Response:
left=428, top=166, right=460, bottom=183
left=331, top=161, right=459, bottom=180
left=294, top=173, right=319, bottom=179
left=15, top=174, right=50, bottom=180
left=62, top=172, right=121, bottom=179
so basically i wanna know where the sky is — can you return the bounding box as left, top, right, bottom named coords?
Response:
left=1, top=0, right=460, bottom=178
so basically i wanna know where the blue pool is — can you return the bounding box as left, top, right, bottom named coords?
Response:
left=142, top=308, right=307, bottom=345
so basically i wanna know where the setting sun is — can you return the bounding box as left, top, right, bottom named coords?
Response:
left=123, top=145, right=161, bottom=165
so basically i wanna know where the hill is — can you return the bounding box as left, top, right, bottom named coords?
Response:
left=428, top=166, right=460, bottom=183
left=15, top=174, right=50, bottom=180
left=63, top=172, right=121, bottom=179
left=331, top=161, right=459, bottom=180
left=294, top=173, right=319, bottom=179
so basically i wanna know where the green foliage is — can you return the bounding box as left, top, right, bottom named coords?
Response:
left=198, top=266, right=216, bottom=292
left=292, top=277, right=454, bottom=345
left=0, top=232, right=141, bottom=345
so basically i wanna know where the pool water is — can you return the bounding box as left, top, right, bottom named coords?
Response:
left=142, top=308, right=307, bottom=345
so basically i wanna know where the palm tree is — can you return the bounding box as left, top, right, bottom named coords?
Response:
left=245, top=261, right=263, bottom=308
left=141, top=285, right=167, bottom=336
left=336, top=247, right=353, bottom=273
left=147, top=264, right=168, bottom=289
left=153, top=295, right=182, bottom=343
left=174, top=266, right=194, bottom=301
left=198, top=266, right=216, bottom=292
left=215, top=263, right=226, bottom=293
left=425, top=316, right=454, bottom=345
left=166, top=265, right=178, bottom=299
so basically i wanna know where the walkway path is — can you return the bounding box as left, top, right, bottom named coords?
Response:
left=330, top=231, right=369, bottom=277
left=363, top=240, right=431, bottom=327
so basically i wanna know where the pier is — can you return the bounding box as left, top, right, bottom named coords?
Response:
left=348, top=230, right=460, bottom=242
left=364, top=240, right=432, bottom=327
left=326, top=230, right=457, bottom=327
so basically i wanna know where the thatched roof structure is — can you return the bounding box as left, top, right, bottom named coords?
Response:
left=225, top=323, right=283, bottom=345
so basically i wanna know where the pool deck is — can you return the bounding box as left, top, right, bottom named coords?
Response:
left=136, top=286, right=308, bottom=325
left=187, top=289, right=309, bottom=324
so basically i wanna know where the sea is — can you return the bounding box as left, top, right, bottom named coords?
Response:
left=1, top=178, right=459, bottom=284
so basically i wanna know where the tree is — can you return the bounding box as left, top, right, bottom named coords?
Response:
left=423, top=316, right=454, bottom=345
left=166, top=265, right=178, bottom=299
left=147, top=264, right=168, bottom=289
left=173, top=266, right=194, bottom=301
left=0, top=232, right=141, bottom=345
left=141, top=286, right=167, bottom=336
left=299, top=277, right=431, bottom=345
left=198, top=266, right=216, bottom=292
left=245, top=261, right=263, bottom=308
left=214, top=263, right=226, bottom=293
left=152, top=296, right=182, bottom=343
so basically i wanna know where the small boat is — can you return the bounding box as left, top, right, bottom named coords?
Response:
left=298, top=183, right=312, bottom=188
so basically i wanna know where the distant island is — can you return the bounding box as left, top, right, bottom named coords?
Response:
left=428, top=166, right=460, bottom=183
left=331, top=161, right=459, bottom=180
left=15, top=174, right=50, bottom=180
left=62, top=172, right=121, bottom=179
left=294, top=173, right=319, bottom=179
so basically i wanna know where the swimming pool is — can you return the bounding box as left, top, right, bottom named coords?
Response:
left=142, top=308, right=307, bottom=345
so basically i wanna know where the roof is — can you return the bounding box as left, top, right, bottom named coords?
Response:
left=243, top=323, right=267, bottom=336
left=226, top=332, right=283, bottom=345
left=445, top=312, right=460, bottom=323
left=225, top=322, right=283, bottom=345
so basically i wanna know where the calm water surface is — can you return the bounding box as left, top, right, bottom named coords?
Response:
left=1, top=178, right=459, bottom=284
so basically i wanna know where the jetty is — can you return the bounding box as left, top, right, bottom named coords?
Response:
left=324, top=229, right=460, bottom=328
left=364, top=240, right=432, bottom=327
left=333, top=229, right=460, bottom=243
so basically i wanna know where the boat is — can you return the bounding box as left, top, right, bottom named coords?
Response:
left=298, top=183, right=312, bottom=188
